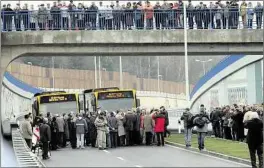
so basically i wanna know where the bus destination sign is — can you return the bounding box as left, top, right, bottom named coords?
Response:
left=40, top=94, right=76, bottom=104
left=98, top=91, right=133, bottom=100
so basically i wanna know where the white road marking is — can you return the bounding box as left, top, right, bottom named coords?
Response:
left=166, top=144, right=250, bottom=167
left=135, top=165, right=143, bottom=167
left=103, top=150, right=110, bottom=154
left=117, top=157, right=126, bottom=161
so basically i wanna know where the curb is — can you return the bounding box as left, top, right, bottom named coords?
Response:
left=165, top=141, right=251, bottom=166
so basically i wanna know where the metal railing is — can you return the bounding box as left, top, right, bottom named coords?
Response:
left=1, top=8, right=263, bottom=31
left=12, top=128, right=46, bottom=167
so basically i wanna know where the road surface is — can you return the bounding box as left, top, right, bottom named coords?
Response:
left=1, top=136, right=18, bottom=167
left=41, top=145, right=250, bottom=167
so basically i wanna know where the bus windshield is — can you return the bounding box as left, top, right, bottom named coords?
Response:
left=97, top=98, right=134, bottom=112
left=38, top=94, right=77, bottom=116
left=39, top=101, right=78, bottom=116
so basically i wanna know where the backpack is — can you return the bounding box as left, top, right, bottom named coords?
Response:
left=195, top=116, right=206, bottom=128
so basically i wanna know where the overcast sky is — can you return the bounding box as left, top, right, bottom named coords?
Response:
left=3, top=0, right=262, bottom=7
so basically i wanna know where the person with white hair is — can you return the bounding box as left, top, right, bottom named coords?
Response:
left=244, top=111, right=263, bottom=168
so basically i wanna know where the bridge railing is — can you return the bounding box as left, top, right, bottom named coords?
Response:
left=1, top=8, right=263, bottom=31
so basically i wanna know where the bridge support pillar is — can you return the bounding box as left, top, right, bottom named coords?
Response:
left=0, top=50, right=13, bottom=134
left=247, top=60, right=263, bottom=104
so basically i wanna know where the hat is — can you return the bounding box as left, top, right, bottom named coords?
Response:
left=40, top=4, right=44, bottom=6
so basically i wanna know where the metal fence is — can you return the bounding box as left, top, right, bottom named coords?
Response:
left=12, top=128, right=46, bottom=167
left=1, top=8, right=263, bottom=31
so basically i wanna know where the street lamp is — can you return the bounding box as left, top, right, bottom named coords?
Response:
left=51, top=57, right=55, bottom=90
left=102, top=68, right=106, bottom=87
left=94, top=56, right=98, bottom=88
left=119, top=56, right=123, bottom=89
left=158, top=75, right=162, bottom=92
left=195, top=59, right=213, bottom=75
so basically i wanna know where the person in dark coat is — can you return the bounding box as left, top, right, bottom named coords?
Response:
left=133, top=108, right=141, bottom=145
left=244, top=112, right=263, bottom=168
left=160, top=106, right=170, bottom=137
left=210, top=108, right=221, bottom=138
left=108, top=112, right=118, bottom=148
left=231, top=107, right=244, bottom=142
left=89, top=112, right=97, bottom=147
left=124, top=110, right=136, bottom=146
left=50, top=116, right=58, bottom=150
left=84, top=114, right=91, bottom=146
left=39, top=118, right=51, bottom=160
left=69, top=114, right=77, bottom=149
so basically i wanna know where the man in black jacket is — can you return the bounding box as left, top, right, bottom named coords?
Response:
left=244, top=112, right=263, bottom=168
left=39, top=118, right=51, bottom=160
left=160, top=106, right=170, bottom=137
left=210, top=108, right=221, bottom=138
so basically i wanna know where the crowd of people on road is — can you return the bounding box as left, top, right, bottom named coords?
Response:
left=20, top=106, right=170, bottom=160
left=19, top=103, right=263, bottom=167
left=1, top=0, right=263, bottom=31
left=180, top=103, right=263, bottom=168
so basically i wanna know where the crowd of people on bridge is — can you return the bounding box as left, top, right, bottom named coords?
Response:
left=20, top=106, right=170, bottom=160
left=180, top=103, right=263, bottom=168
left=1, top=0, right=263, bottom=31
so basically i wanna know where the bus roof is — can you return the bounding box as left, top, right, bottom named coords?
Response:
left=83, top=87, right=119, bottom=93
left=33, top=91, right=66, bottom=97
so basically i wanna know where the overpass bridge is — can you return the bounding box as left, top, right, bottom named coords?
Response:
left=0, top=27, right=262, bottom=167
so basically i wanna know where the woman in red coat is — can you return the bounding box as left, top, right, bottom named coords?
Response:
left=154, top=110, right=166, bottom=146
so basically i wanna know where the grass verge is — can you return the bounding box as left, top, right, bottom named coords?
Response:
left=166, top=134, right=250, bottom=160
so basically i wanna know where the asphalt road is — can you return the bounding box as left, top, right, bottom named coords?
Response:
left=1, top=136, right=18, bottom=167
left=42, top=144, right=250, bottom=167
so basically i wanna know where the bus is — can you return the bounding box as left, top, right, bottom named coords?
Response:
left=79, top=87, right=140, bottom=113
left=32, top=91, right=79, bottom=118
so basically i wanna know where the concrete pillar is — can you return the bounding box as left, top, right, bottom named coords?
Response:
left=246, top=61, right=263, bottom=104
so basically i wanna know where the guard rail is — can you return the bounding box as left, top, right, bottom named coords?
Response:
left=12, top=128, right=45, bottom=167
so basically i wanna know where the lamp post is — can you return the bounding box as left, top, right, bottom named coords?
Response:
left=158, top=75, right=162, bottom=92
left=98, top=56, right=101, bottom=88
left=119, top=56, right=123, bottom=89
left=195, top=59, right=213, bottom=75
left=94, top=56, right=98, bottom=88
left=157, top=56, right=160, bottom=92
left=51, top=57, right=55, bottom=90
left=183, top=4, right=190, bottom=104
left=102, top=68, right=106, bottom=87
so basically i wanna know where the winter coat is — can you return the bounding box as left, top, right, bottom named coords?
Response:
left=134, top=113, right=141, bottom=131
left=193, top=113, right=210, bottom=133
left=180, top=111, right=193, bottom=128
left=39, top=123, right=51, bottom=142
left=38, top=8, right=48, bottom=23
left=143, top=114, right=154, bottom=132
left=244, top=118, right=263, bottom=148
left=56, top=116, right=65, bottom=132
left=94, top=116, right=107, bottom=132
left=64, top=117, right=70, bottom=139
left=89, top=116, right=97, bottom=139
left=20, top=119, right=33, bottom=139
left=75, top=118, right=88, bottom=134
left=29, top=9, right=38, bottom=23
left=124, top=111, right=136, bottom=131
left=210, top=110, right=221, bottom=126
left=108, top=116, right=118, bottom=132
left=154, top=114, right=165, bottom=133
left=247, top=8, right=254, bottom=20
left=116, top=114, right=125, bottom=136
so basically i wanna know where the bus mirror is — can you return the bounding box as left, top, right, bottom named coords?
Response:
left=136, top=99, right=140, bottom=107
